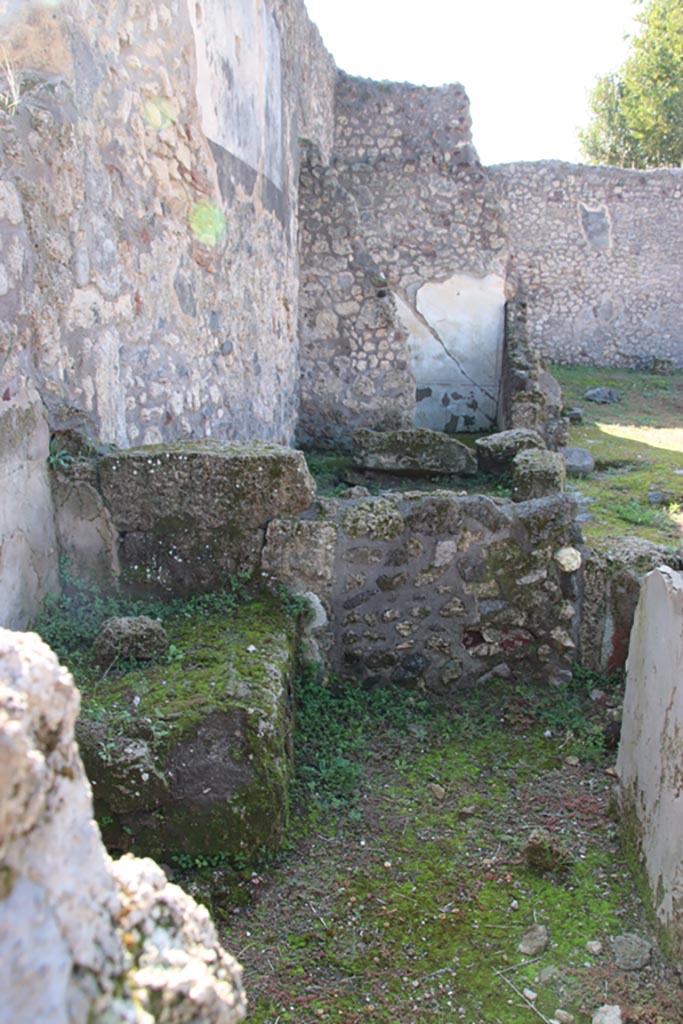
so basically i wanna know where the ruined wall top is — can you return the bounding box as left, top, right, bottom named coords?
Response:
left=334, top=72, right=478, bottom=167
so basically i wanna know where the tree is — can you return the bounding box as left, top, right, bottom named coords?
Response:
left=579, top=0, right=683, bottom=167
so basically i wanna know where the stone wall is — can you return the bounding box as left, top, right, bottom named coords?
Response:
left=617, top=567, right=683, bottom=962
left=50, top=440, right=584, bottom=692
left=491, top=161, right=683, bottom=368
left=0, top=0, right=335, bottom=627
left=296, top=73, right=511, bottom=451
left=265, top=490, right=584, bottom=691
left=4, top=2, right=683, bottom=632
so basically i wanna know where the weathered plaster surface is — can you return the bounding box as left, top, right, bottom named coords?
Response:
left=401, top=272, right=505, bottom=432
left=0, top=0, right=334, bottom=453
left=617, top=566, right=683, bottom=960
left=0, top=379, right=57, bottom=629
left=0, top=0, right=334, bottom=626
left=297, top=73, right=510, bottom=449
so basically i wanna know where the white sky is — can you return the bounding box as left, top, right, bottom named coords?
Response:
left=303, top=0, right=640, bottom=166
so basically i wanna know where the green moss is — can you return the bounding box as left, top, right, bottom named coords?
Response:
left=107, top=440, right=287, bottom=460
left=237, top=703, right=641, bottom=1024
left=76, top=592, right=297, bottom=861
left=341, top=498, right=404, bottom=540
left=0, top=866, right=15, bottom=901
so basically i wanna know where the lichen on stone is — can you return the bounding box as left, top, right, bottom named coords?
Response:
left=341, top=498, right=405, bottom=540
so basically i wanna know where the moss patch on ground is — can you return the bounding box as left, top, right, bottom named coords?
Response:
left=552, top=366, right=683, bottom=551
left=218, top=672, right=683, bottom=1024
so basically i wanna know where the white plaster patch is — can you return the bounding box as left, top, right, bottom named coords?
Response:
left=395, top=273, right=505, bottom=433
left=188, top=0, right=283, bottom=188
left=434, top=539, right=457, bottom=567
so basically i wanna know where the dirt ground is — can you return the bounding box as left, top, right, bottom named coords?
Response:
left=211, top=682, right=683, bottom=1024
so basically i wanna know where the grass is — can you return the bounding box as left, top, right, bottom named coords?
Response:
left=219, top=665, right=683, bottom=1024
left=551, top=365, right=683, bottom=550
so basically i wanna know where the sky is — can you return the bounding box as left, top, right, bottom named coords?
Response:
left=303, top=0, right=641, bottom=166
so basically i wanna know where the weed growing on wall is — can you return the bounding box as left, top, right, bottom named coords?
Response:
left=0, top=52, right=21, bottom=116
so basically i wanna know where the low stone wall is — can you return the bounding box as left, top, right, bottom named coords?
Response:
left=579, top=538, right=683, bottom=675
left=265, top=491, right=584, bottom=691
left=617, top=567, right=683, bottom=962
left=49, top=441, right=584, bottom=693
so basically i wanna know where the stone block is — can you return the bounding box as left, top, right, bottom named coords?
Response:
left=561, top=446, right=595, bottom=477
left=617, top=566, right=683, bottom=963
left=352, top=427, right=477, bottom=478
left=511, top=449, right=566, bottom=501
left=98, top=441, right=315, bottom=597
left=78, top=594, right=296, bottom=862
left=475, top=427, right=545, bottom=474
left=93, top=616, right=169, bottom=667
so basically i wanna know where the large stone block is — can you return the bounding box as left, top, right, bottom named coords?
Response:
left=352, top=428, right=477, bottom=478
left=512, top=449, right=566, bottom=501
left=98, top=441, right=315, bottom=596
left=77, top=594, right=297, bottom=861
left=475, top=427, right=545, bottom=475
left=617, top=566, right=683, bottom=962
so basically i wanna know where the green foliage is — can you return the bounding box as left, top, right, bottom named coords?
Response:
left=580, top=0, right=683, bottom=167
left=303, top=452, right=354, bottom=495
left=35, top=561, right=133, bottom=658
left=293, top=663, right=431, bottom=812
left=613, top=497, right=670, bottom=527
left=47, top=437, right=73, bottom=471
left=32, top=560, right=256, bottom=663
left=0, top=53, right=21, bottom=116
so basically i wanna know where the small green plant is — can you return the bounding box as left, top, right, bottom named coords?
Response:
left=165, top=643, right=184, bottom=663
left=613, top=498, right=668, bottom=527
left=47, top=437, right=73, bottom=471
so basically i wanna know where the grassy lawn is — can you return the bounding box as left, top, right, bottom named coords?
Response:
left=551, top=365, right=683, bottom=551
